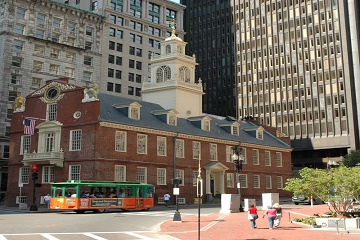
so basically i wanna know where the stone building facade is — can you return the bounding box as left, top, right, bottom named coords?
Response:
left=0, top=0, right=105, bottom=199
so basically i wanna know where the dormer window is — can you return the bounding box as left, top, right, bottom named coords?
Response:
left=130, top=107, right=140, bottom=119
left=232, top=125, right=239, bottom=135
left=257, top=129, right=263, bottom=140
left=168, top=114, right=177, bottom=126
left=203, top=119, right=210, bottom=131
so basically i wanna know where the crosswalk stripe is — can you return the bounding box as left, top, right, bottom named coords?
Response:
left=125, top=232, right=158, bottom=240
left=40, top=233, right=60, bottom=240
left=83, top=233, right=108, bottom=240
left=0, top=236, right=7, bottom=240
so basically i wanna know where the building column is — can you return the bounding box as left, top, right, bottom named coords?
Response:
left=206, top=169, right=211, bottom=194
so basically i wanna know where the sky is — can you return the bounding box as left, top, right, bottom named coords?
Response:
left=170, top=0, right=180, bottom=3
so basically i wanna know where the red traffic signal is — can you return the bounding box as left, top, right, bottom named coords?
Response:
left=31, top=165, right=38, bottom=172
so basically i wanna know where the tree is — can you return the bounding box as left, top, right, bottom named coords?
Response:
left=342, top=150, right=360, bottom=167
left=284, top=166, right=360, bottom=216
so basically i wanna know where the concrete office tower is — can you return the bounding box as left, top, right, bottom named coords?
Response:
left=182, top=0, right=360, bottom=168
left=0, top=0, right=104, bottom=200
left=60, top=0, right=186, bottom=99
left=181, top=0, right=237, bottom=118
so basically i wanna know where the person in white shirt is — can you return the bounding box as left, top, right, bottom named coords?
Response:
left=163, top=192, right=170, bottom=207
left=44, top=194, right=51, bottom=209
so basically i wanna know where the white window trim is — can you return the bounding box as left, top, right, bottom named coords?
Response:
left=69, top=165, right=81, bottom=180
left=69, top=129, right=82, bottom=151
left=137, top=167, right=147, bottom=183
left=240, top=174, right=248, bottom=188
left=175, top=139, right=184, bottom=158
left=265, top=151, right=271, bottom=166
left=115, top=165, right=126, bottom=181
left=277, top=176, right=283, bottom=189
left=20, top=135, right=31, bottom=155
left=192, top=141, right=201, bottom=160
left=227, top=173, right=234, bottom=188
left=210, top=143, right=218, bottom=161
left=137, top=134, right=148, bottom=154
left=254, top=174, right=260, bottom=189
left=42, top=166, right=55, bottom=183
left=157, top=136, right=167, bottom=156
left=265, top=175, right=272, bottom=189
left=115, top=131, right=127, bottom=152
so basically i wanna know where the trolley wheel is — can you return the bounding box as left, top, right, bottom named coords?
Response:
left=74, top=210, right=85, bottom=214
left=142, top=208, right=150, bottom=211
left=294, top=202, right=299, bottom=205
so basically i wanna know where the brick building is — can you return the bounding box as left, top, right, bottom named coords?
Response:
left=5, top=30, right=292, bottom=207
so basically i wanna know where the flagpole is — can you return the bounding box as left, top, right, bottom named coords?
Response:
left=24, top=117, right=47, bottom=121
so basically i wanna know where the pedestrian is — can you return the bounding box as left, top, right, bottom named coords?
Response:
left=44, top=194, right=51, bottom=209
left=263, top=205, right=277, bottom=229
left=273, top=203, right=282, bottom=227
left=163, top=192, right=170, bottom=207
left=248, top=204, right=258, bottom=229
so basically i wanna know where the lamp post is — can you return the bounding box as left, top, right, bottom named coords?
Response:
left=231, top=146, right=244, bottom=212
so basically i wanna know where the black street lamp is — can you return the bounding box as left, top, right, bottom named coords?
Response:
left=231, top=146, right=244, bottom=212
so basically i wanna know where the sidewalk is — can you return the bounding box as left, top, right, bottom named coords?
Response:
left=159, top=204, right=360, bottom=240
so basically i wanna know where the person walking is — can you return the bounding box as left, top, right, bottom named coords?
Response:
left=263, top=206, right=277, bottom=229
left=273, top=203, right=282, bottom=227
left=163, top=192, right=170, bottom=207
left=248, top=204, right=258, bottom=229
left=44, top=194, right=51, bottom=209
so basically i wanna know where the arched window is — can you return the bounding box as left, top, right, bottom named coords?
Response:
left=179, top=66, right=190, bottom=83
left=166, top=45, right=171, bottom=54
left=156, top=66, right=171, bottom=83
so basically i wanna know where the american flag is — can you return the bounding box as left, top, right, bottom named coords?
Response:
left=24, top=118, right=36, bottom=135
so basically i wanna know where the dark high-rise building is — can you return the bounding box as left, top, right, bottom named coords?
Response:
left=182, top=0, right=360, bottom=169
left=181, top=0, right=237, bottom=118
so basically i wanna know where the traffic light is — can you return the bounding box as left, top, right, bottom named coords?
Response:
left=31, top=165, right=38, bottom=180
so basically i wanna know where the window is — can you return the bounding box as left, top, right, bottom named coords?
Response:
left=47, top=103, right=57, bottom=121
left=156, top=65, right=171, bottom=82
left=265, top=151, right=271, bottom=166
left=128, top=86, right=134, bottom=95
left=12, top=40, right=24, bottom=51
left=193, top=141, right=200, bottom=159
left=20, top=135, right=31, bottom=155
left=84, top=56, right=92, bottom=66
left=130, top=107, right=139, bottom=119
left=53, top=18, right=61, bottom=28
left=128, top=73, right=134, bottom=82
left=203, top=120, right=210, bottom=131
left=33, top=61, right=43, bottom=72
left=129, top=46, right=135, bottom=55
left=254, top=175, right=260, bottom=188
left=257, top=129, right=263, bottom=139
left=148, top=3, right=160, bottom=23
left=136, top=61, right=142, bottom=70
left=34, top=45, right=45, bottom=56
left=109, top=41, right=115, bottom=50
left=31, top=77, right=42, bottom=89
left=68, top=22, right=76, bottom=32
left=37, top=14, right=45, bottom=24
left=15, top=24, right=24, bottom=34
left=10, top=74, right=21, bottom=85
left=115, top=84, right=121, bottom=93
left=135, top=88, right=141, bottom=97
left=12, top=57, right=22, bottom=67
left=70, top=130, right=82, bottom=151
left=252, top=149, right=259, bottom=165
left=110, top=0, right=123, bottom=12
left=227, top=173, right=234, bottom=187
left=64, top=68, right=74, bottom=78
left=168, top=114, right=176, bottom=126
left=83, top=71, right=92, bottom=82
left=66, top=52, right=75, bottom=62
left=116, top=70, right=121, bottom=79
left=69, top=165, right=81, bottom=180
left=91, top=0, right=98, bottom=10
left=137, top=134, right=147, bottom=154
left=116, top=56, right=122, bottom=65
left=43, top=166, right=55, bottom=183
left=109, top=28, right=115, bottom=37
left=85, top=27, right=93, bottom=36
left=210, top=143, right=218, bottom=161
left=192, top=171, right=199, bottom=186
left=130, top=0, right=142, bottom=18
left=157, top=136, right=166, bottom=156
left=19, top=167, right=29, bottom=184
left=117, top=30, right=123, bottom=39
left=107, top=82, right=114, bottom=91
left=115, top=165, right=126, bottom=181
left=240, top=174, right=248, bottom=188
left=16, top=8, right=26, bottom=18
left=50, top=48, right=60, bottom=58
left=175, top=139, right=184, bottom=158
left=49, top=64, right=59, bottom=75
left=276, top=176, right=283, bottom=189
left=137, top=167, right=147, bottom=183
left=175, top=169, right=184, bottom=186
left=115, top=131, right=127, bottom=152
left=85, top=41, right=92, bottom=50
left=108, top=68, right=114, bottom=77
left=157, top=168, right=166, bottom=185
left=276, top=152, right=282, bottom=167
left=136, top=48, right=142, bottom=57
left=265, top=176, right=272, bottom=189
left=136, top=35, right=142, bottom=44
left=130, top=33, right=135, bottom=42
left=45, top=132, right=55, bottom=152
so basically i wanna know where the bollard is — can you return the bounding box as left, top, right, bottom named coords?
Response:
left=288, top=212, right=291, bottom=223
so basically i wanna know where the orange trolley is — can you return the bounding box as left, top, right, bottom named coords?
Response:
left=50, top=180, right=154, bottom=213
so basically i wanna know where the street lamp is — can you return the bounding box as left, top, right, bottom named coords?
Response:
left=231, top=146, right=244, bottom=212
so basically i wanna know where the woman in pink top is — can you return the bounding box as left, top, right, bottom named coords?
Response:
left=262, top=206, right=277, bottom=229
left=248, top=204, right=258, bottom=229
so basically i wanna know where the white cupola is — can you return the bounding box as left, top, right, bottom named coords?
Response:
left=142, top=24, right=204, bottom=118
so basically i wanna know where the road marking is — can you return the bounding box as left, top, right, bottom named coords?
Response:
left=0, top=236, right=7, bottom=240
left=40, top=233, right=60, bottom=240
left=201, top=215, right=226, bottom=231
left=125, top=231, right=158, bottom=240
left=83, top=233, right=108, bottom=240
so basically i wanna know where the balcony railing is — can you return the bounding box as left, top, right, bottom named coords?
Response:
left=22, top=150, right=64, bottom=167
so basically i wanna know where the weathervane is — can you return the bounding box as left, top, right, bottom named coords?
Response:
left=169, top=17, right=176, bottom=36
